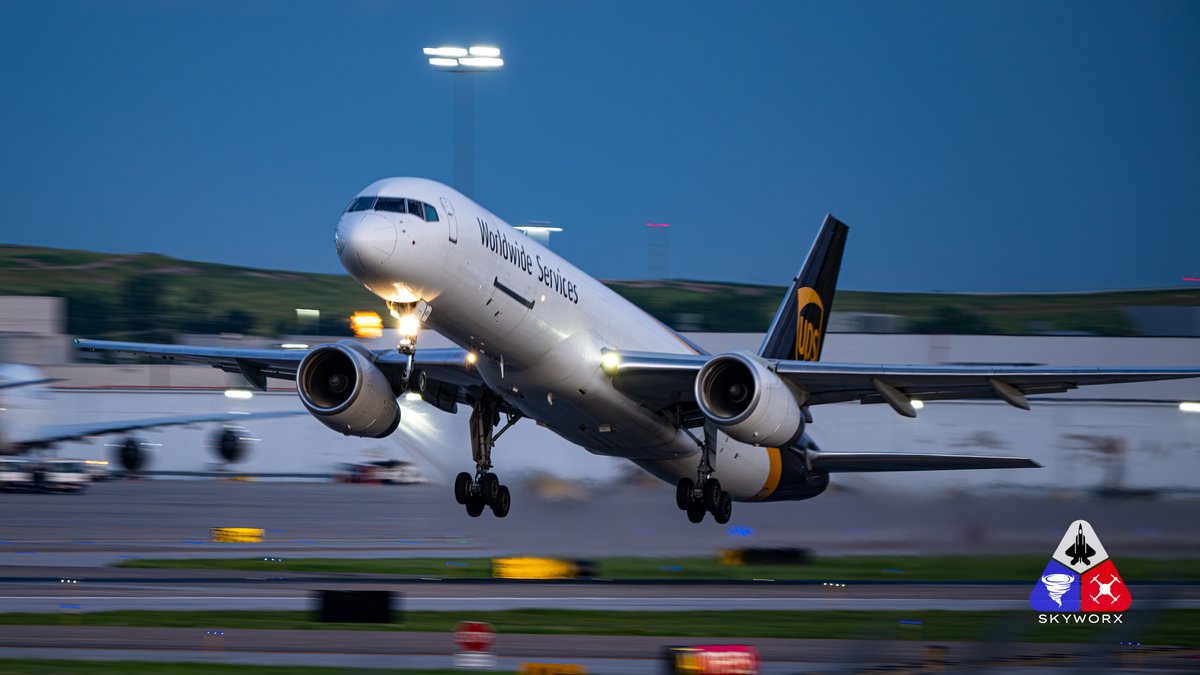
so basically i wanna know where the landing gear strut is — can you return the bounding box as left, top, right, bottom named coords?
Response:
left=454, top=392, right=520, bottom=518
left=677, top=421, right=733, bottom=524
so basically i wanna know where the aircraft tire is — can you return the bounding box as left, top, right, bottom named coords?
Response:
left=465, top=496, right=485, bottom=517
left=713, top=492, right=732, bottom=524
left=703, top=479, right=722, bottom=512
left=686, top=504, right=706, bottom=524
left=454, top=472, right=472, bottom=504
left=492, top=485, right=511, bottom=518
left=480, top=472, right=500, bottom=505
left=675, top=478, right=694, bottom=510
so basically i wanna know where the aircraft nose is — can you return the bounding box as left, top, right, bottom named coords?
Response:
left=337, top=211, right=397, bottom=271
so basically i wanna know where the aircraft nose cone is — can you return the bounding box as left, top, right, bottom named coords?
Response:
left=337, top=212, right=397, bottom=272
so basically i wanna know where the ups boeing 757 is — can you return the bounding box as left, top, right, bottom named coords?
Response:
left=78, top=178, right=1200, bottom=523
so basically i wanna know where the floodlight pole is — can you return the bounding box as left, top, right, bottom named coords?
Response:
left=452, top=73, right=476, bottom=198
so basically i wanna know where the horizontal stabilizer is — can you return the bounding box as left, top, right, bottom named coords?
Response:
left=810, top=452, right=1040, bottom=473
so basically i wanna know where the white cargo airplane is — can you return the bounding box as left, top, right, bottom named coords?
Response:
left=78, top=178, right=1200, bottom=522
left=0, top=363, right=296, bottom=471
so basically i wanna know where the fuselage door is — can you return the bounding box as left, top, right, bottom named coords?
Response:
left=440, top=197, right=458, bottom=244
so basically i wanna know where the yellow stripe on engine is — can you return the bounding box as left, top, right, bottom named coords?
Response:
left=752, top=447, right=782, bottom=501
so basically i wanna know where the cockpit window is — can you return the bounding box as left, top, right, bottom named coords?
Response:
left=349, top=195, right=440, bottom=221
left=375, top=197, right=406, bottom=213
left=346, top=196, right=376, bottom=212
left=406, top=199, right=425, bottom=220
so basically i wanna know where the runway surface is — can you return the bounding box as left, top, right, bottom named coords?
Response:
left=3, top=480, right=1200, bottom=565
left=3, top=481, right=1199, bottom=671
left=3, top=627, right=1195, bottom=674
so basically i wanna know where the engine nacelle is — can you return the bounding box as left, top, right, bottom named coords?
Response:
left=114, top=436, right=148, bottom=473
left=296, top=341, right=402, bottom=438
left=694, top=350, right=805, bottom=447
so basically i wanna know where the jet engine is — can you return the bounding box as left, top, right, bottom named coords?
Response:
left=694, top=350, right=804, bottom=447
left=296, top=341, right=402, bottom=438
left=114, top=436, right=149, bottom=473
left=208, top=427, right=250, bottom=464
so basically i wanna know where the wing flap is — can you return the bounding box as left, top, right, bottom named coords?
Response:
left=811, top=452, right=1040, bottom=472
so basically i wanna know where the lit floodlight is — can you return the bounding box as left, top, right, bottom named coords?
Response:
left=911, top=399, right=925, bottom=410
left=458, top=57, right=503, bottom=68
left=428, top=58, right=459, bottom=67
left=224, top=389, right=254, bottom=400
left=424, top=47, right=468, bottom=58
left=469, top=46, right=501, bottom=57
left=1181, top=402, right=1200, bottom=413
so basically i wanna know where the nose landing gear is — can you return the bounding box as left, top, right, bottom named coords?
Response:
left=454, top=392, right=520, bottom=518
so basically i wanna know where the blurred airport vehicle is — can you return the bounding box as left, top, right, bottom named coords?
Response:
left=0, top=456, right=30, bottom=490
left=519, top=664, right=585, bottom=675
left=333, top=459, right=426, bottom=484
left=36, top=458, right=90, bottom=492
left=0, top=363, right=299, bottom=472
left=77, top=178, right=1200, bottom=525
left=664, top=645, right=759, bottom=675
left=492, top=557, right=594, bottom=580
left=209, top=527, right=264, bottom=543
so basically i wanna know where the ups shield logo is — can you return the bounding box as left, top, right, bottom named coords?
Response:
left=794, top=287, right=824, bottom=361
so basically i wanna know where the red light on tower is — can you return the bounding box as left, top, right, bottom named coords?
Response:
left=1184, top=277, right=1199, bottom=282
left=646, top=222, right=670, bottom=228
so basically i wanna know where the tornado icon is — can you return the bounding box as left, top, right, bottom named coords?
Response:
left=1041, top=573, right=1075, bottom=607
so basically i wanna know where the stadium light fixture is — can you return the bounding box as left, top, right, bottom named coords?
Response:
left=424, top=46, right=504, bottom=71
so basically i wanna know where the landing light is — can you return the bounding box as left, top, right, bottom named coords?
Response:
left=600, top=351, right=620, bottom=373
left=224, top=390, right=253, bottom=400
left=911, top=399, right=925, bottom=410
left=398, top=314, right=421, bottom=339
left=1181, top=402, right=1200, bottom=413
left=428, top=57, right=459, bottom=67
left=466, top=352, right=478, bottom=365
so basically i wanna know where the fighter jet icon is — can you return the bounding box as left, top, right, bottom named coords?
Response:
left=1064, top=524, right=1096, bottom=566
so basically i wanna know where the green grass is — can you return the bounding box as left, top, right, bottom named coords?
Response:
left=114, top=555, right=1200, bottom=582
left=0, top=664, right=479, bottom=675
left=4, top=243, right=1197, bottom=337
left=1, top=609, right=1196, bottom=645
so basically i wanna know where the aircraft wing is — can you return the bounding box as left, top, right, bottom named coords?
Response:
left=73, top=339, right=482, bottom=411
left=809, top=452, right=1040, bottom=472
left=13, top=410, right=304, bottom=451
left=610, top=351, right=1200, bottom=415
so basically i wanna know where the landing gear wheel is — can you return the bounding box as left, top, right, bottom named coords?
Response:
left=675, top=478, right=694, bottom=510
left=479, top=472, right=501, bottom=505
left=686, top=504, right=706, bottom=524
left=703, top=478, right=723, bottom=512
left=454, top=472, right=472, bottom=505
left=492, top=485, right=511, bottom=518
left=713, top=492, right=732, bottom=524
left=465, top=496, right=485, bottom=518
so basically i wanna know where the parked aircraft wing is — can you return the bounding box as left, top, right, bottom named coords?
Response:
left=14, top=410, right=304, bottom=451
left=0, top=377, right=63, bottom=391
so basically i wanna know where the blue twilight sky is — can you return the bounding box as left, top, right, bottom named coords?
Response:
left=1, top=1, right=1197, bottom=291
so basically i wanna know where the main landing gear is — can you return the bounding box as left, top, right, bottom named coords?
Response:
left=677, top=422, right=733, bottom=524
left=453, top=393, right=520, bottom=518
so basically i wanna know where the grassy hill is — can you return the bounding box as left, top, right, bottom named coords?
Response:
left=1, top=244, right=1196, bottom=339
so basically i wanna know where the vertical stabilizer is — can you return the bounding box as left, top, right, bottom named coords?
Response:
left=758, top=215, right=849, bottom=362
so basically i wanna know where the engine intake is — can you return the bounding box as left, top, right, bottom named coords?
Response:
left=297, top=341, right=401, bottom=438
left=695, top=350, right=804, bottom=447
